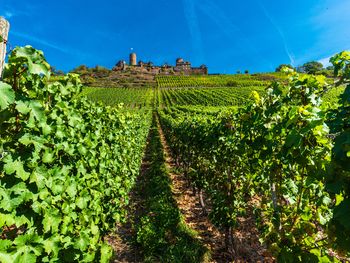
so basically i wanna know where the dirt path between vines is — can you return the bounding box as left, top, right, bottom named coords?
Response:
left=156, top=119, right=228, bottom=262
left=106, top=115, right=274, bottom=262
left=157, top=117, right=275, bottom=263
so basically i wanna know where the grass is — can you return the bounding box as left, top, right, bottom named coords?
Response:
left=135, top=113, right=210, bottom=262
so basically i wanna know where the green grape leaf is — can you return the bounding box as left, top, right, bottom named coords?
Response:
left=73, top=232, right=90, bottom=251
left=30, top=167, right=47, bottom=189
left=0, top=82, right=15, bottom=110
left=66, top=181, right=77, bottom=198
left=15, top=101, right=31, bottom=114
left=42, top=236, right=60, bottom=256
left=76, top=196, right=88, bottom=210
left=28, top=61, right=49, bottom=76
left=41, top=123, right=52, bottom=136
left=318, top=212, right=327, bottom=225
left=0, top=213, right=16, bottom=228
left=18, top=133, right=33, bottom=146
left=13, top=249, right=37, bottom=263
left=3, top=158, right=30, bottom=181
left=0, top=251, right=14, bottom=263
left=42, top=212, right=61, bottom=233
left=91, top=223, right=99, bottom=236
left=13, top=233, right=42, bottom=247
left=28, top=101, right=45, bottom=122
left=100, top=243, right=113, bottom=263
left=0, top=240, right=12, bottom=251
left=42, top=150, right=54, bottom=164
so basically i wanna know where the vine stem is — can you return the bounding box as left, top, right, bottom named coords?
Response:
left=289, top=167, right=305, bottom=232
left=198, top=188, right=207, bottom=215
left=271, top=182, right=278, bottom=211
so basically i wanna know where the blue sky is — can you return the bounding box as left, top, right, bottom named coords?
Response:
left=1, top=0, right=349, bottom=73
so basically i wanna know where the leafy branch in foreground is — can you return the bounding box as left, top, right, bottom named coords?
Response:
left=0, top=46, right=151, bottom=262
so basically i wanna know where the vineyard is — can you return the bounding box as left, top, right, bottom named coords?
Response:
left=1, top=45, right=350, bottom=263
left=81, top=87, right=154, bottom=108
left=155, top=74, right=287, bottom=88
left=157, top=86, right=266, bottom=107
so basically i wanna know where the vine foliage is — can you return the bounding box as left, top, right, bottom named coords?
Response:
left=0, top=46, right=151, bottom=262
left=159, top=53, right=350, bottom=261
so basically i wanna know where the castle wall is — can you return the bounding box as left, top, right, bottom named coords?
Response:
left=113, top=53, right=208, bottom=76
left=191, top=67, right=208, bottom=75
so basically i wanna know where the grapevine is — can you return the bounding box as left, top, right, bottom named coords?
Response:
left=0, top=46, right=151, bottom=262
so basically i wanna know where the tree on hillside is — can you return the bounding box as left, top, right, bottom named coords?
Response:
left=275, top=64, right=294, bottom=72
left=92, top=65, right=110, bottom=78
left=71, top=65, right=89, bottom=74
left=326, top=65, right=335, bottom=71
left=92, top=65, right=110, bottom=73
left=244, top=69, right=249, bottom=74
left=51, top=66, right=65, bottom=76
left=299, top=61, right=324, bottom=74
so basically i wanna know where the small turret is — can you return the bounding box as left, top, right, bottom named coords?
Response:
left=176, top=58, right=184, bottom=65
left=129, top=53, right=137, bottom=66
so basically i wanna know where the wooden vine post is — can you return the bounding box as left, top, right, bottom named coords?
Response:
left=0, top=17, right=10, bottom=78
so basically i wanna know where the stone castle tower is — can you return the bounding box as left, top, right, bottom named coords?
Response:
left=129, top=53, right=137, bottom=66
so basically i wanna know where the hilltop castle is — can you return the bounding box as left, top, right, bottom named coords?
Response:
left=113, top=53, right=208, bottom=76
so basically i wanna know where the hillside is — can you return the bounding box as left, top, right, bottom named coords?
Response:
left=75, top=67, right=289, bottom=89
left=1, top=45, right=350, bottom=263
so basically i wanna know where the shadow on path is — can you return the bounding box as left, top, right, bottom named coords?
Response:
left=108, top=112, right=209, bottom=262
left=134, top=113, right=209, bottom=262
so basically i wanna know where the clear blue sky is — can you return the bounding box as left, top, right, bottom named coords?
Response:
left=1, top=0, right=349, bottom=73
